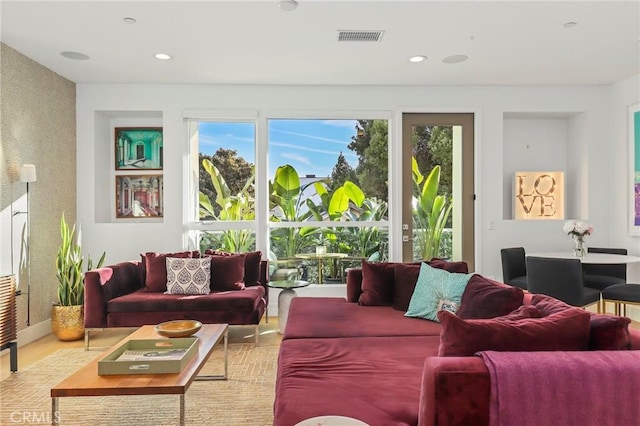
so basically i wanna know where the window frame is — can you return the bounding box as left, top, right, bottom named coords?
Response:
left=184, top=109, right=393, bottom=261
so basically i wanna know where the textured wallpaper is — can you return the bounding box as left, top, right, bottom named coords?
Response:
left=1, top=43, right=76, bottom=331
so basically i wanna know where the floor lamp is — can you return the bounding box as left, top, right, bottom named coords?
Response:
left=12, top=164, right=37, bottom=326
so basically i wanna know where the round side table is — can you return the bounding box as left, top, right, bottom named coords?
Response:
left=295, top=415, right=369, bottom=426
left=267, top=280, right=310, bottom=334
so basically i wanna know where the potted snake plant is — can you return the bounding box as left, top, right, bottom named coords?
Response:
left=52, top=213, right=105, bottom=341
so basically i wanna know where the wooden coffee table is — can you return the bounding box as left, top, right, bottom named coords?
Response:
left=51, top=324, right=228, bottom=425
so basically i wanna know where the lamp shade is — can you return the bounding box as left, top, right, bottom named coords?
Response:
left=19, top=164, right=37, bottom=183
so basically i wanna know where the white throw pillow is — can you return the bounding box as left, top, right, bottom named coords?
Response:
left=165, top=257, right=211, bottom=295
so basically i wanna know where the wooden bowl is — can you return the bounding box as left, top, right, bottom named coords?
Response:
left=154, top=320, right=202, bottom=338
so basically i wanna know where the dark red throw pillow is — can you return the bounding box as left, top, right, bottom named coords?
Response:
left=456, top=274, right=524, bottom=319
left=204, top=250, right=262, bottom=286
left=207, top=254, right=246, bottom=291
left=358, top=261, right=396, bottom=306
left=588, top=313, right=632, bottom=350
left=141, top=251, right=194, bottom=292
left=437, top=308, right=591, bottom=356
left=429, top=258, right=469, bottom=274
left=531, top=294, right=573, bottom=316
left=503, top=305, right=542, bottom=320
left=392, top=263, right=422, bottom=311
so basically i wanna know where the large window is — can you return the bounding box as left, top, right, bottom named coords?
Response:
left=186, top=115, right=390, bottom=283
left=187, top=120, right=257, bottom=252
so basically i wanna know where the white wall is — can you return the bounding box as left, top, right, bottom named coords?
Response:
left=75, top=82, right=640, bottom=286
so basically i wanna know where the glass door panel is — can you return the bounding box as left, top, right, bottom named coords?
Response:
left=401, top=113, right=475, bottom=271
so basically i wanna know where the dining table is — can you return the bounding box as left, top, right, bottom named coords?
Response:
left=526, top=252, right=640, bottom=264
left=295, top=252, right=348, bottom=284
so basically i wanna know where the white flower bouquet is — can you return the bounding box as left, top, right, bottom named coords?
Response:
left=562, top=220, right=593, bottom=237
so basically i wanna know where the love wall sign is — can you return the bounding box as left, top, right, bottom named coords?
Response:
left=514, top=172, right=564, bottom=220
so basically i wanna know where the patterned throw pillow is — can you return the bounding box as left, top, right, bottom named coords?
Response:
left=405, top=262, right=473, bottom=322
left=165, top=257, right=211, bottom=295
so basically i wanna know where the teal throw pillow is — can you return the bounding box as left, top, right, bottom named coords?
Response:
left=405, top=262, right=473, bottom=322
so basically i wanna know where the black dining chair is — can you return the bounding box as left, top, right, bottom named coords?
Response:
left=500, top=247, right=528, bottom=290
left=526, top=256, right=601, bottom=309
left=582, top=247, right=627, bottom=291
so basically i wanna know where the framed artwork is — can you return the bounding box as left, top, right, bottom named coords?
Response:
left=115, top=175, right=164, bottom=219
left=115, top=127, right=163, bottom=170
left=630, top=103, right=640, bottom=236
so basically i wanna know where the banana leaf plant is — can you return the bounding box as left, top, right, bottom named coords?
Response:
left=55, top=213, right=106, bottom=306
left=199, top=158, right=256, bottom=252
left=306, top=180, right=366, bottom=252
left=269, top=164, right=319, bottom=258
left=341, top=197, right=388, bottom=259
left=412, top=159, right=452, bottom=260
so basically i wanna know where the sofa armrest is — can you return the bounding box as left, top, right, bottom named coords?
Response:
left=83, top=261, right=141, bottom=328
left=346, top=268, right=363, bottom=303
left=419, top=357, right=490, bottom=426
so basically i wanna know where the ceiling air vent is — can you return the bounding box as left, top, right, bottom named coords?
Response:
left=337, top=30, right=384, bottom=42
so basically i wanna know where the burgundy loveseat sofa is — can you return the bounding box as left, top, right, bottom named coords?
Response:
left=84, top=250, right=268, bottom=349
left=273, top=260, right=640, bottom=426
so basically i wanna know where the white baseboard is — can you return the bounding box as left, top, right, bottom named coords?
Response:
left=16, top=319, right=51, bottom=347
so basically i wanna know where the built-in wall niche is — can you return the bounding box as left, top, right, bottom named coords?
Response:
left=502, top=111, right=588, bottom=221
left=94, top=110, right=164, bottom=223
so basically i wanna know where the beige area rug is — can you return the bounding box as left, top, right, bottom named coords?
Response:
left=1, top=342, right=280, bottom=425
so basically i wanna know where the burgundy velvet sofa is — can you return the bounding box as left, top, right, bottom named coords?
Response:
left=83, top=251, right=269, bottom=349
left=273, top=261, right=640, bottom=426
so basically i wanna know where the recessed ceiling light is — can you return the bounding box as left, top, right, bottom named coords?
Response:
left=154, top=53, right=171, bottom=60
left=409, top=55, right=427, bottom=63
left=278, top=0, right=298, bottom=11
left=123, top=17, right=137, bottom=24
left=563, top=21, right=577, bottom=29
left=60, top=51, right=90, bottom=60
left=442, top=54, right=468, bottom=64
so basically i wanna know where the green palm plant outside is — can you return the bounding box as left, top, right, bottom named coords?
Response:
left=341, top=197, right=388, bottom=259
left=306, top=180, right=366, bottom=252
left=269, top=164, right=319, bottom=258
left=55, top=213, right=106, bottom=306
left=199, top=158, right=256, bottom=252
left=412, top=159, right=452, bottom=260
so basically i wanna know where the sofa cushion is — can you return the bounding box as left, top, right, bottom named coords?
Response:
left=357, top=261, right=396, bottom=306
left=204, top=250, right=263, bottom=286
left=405, top=263, right=472, bottom=322
left=108, top=285, right=265, bottom=313
left=165, top=257, right=211, bottom=295
left=274, top=335, right=440, bottom=425
left=207, top=254, right=245, bottom=291
left=588, top=313, right=632, bottom=350
left=456, top=274, right=524, bottom=319
left=437, top=308, right=591, bottom=356
left=283, top=297, right=443, bottom=339
left=141, top=251, right=195, bottom=292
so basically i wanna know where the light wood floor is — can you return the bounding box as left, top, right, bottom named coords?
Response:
left=0, top=318, right=282, bottom=381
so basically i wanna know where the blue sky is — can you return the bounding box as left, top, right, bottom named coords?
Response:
left=198, top=119, right=360, bottom=177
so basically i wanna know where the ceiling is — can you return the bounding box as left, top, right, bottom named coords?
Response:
left=1, top=1, right=639, bottom=86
